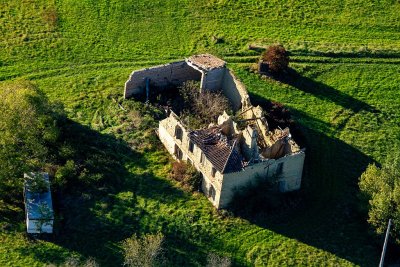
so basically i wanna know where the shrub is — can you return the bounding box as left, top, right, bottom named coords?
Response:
left=179, top=81, right=232, bottom=128
left=206, top=253, right=231, bottom=267
left=122, top=232, right=165, bottom=267
left=169, top=162, right=201, bottom=192
left=59, top=256, right=99, bottom=267
left=359, top=151, right=400, bottom=243
left=54, top=160, right=77, bottom=188
left=261, top=45, right=289, bottom=73
left=264, top=101, right=293, bottom=130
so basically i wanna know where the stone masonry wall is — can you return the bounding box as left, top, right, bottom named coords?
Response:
left=221, top=70, right=251, bottom=112
left=201, top=68, right=225, bottom=92
left=218, top=151, right=305, bottom=208
left=124, top=61, right=202, bottom=98
left=158, top=113, right=224, bottom=208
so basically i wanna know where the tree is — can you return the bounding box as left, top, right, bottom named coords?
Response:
left=261, top=45, right=289, bottom=73
left=0, top=81, right=61, bottom=198
left=122, top=232, right=165, bottom=267
left=359, top=151, right=400, bottom=243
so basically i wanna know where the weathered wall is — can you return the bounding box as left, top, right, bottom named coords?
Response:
left=158, top=113, right=223, bottom=208
left=201, top=68, right=225, bottom=92
left=124, top=61, right=202, bottom=98
left=221, top=70, right=251, bottom=112
left=159, top=113, right=305, bottom=209
left=218, top=151, right=305, bottom=208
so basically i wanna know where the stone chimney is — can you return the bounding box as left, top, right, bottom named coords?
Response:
left=241, top=125, right=259, bottom=161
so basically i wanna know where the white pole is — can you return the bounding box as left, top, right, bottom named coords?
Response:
left=379, top=219, right=392, bottom=267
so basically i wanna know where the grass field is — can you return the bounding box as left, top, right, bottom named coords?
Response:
left=1, top=0, right=400, bottom=266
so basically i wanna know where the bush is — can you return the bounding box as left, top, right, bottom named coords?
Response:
left=54, top=160, right=77, bottom=188
left=179, top=81, right=232, bottom=129
left=122, top=233, right=165, bottom=267
left=261, top=45, right=289, bottom=73
left=359, top=151, right=400, bottom=243
left=59, top=256, right=99, bottom=267
left=206, top=253, right=231, bottom=267
left=169, top=162, right=201, bottom=192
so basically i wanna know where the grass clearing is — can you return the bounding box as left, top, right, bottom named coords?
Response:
left=1, top=0, right=400, bottom=266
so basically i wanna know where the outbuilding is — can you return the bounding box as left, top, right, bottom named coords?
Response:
left=23, top=172, right=54, bottom=234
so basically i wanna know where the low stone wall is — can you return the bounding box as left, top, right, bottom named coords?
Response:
left=124, top=61, right=202, bottom=98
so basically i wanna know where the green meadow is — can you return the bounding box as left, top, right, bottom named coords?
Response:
left=1, top=0, right=400, bottom=266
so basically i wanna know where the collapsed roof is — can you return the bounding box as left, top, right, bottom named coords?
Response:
left=189, top=126, right=243, bottom=174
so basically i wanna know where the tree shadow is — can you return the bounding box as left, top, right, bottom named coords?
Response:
left=272, top=68, right=379, bottom=114
left=290, top=49, right=400, bottom=59
left=14, top=118, right=195, bottom=266
left=237, top=91, right=381, bottom=266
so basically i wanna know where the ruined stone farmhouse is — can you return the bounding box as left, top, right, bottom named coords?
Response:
left=124, top=54, right=305, bottom=209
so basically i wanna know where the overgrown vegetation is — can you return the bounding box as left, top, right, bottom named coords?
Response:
left=359, top=150, right=400, bottom=243
left=122, top=233, right=165, bottom=267
left=206, top=253, right=231, bottom=267
left=179, top=81, right=232, bottom=129
left=25, top=173, right=50, bottom=194
left=169, top=162, right=202, bottom=192
left=0, top=81, right=62, bottom=199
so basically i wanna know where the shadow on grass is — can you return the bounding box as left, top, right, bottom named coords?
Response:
left=240, top=92, right=381, bottom=266
left=272, top=68, right=378, bottom=114
left=14, top=118, right=202, bottom=266
left=290, top=49, right=400, bottom=59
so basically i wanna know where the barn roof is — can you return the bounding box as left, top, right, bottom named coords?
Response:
left=186, top=54, right=226, bottom=71
left=189, top=127, right=243, bottom=174
left=24, top=173, right=54, bottom=220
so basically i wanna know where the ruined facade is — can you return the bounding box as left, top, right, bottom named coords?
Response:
left=125, top=54, right=305, bottom=209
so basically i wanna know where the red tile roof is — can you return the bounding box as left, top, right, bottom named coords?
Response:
left=189, top=127, right=243, bottom=173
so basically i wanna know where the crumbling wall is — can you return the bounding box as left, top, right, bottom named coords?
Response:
left=124, top=61, right=202, bottom=98
left=218, top=151, right=305, bottom=208
left=158, top=113, right=223, bottom=208
left=221, top=70, right=251, bottom=111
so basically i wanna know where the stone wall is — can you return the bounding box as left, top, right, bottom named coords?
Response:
left=158, top=113, right=224, bottom=208
left=221, top=70, right=251, bottom=112
left=201, top=68, right=225, bottom=92
left=124, top=61, right=202, bottom=98
left=159, top=113, right=306, bottom=209
left=218, top=151, right=305, bottom=208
